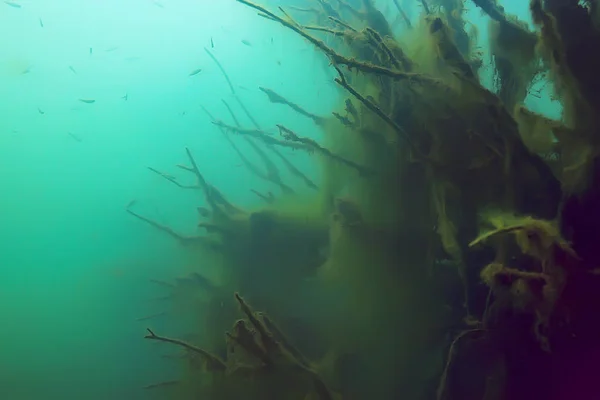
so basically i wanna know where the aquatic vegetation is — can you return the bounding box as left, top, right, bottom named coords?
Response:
left=129, top=0, right=600, bottom=399
left=145, top=293, right=335, bottom=399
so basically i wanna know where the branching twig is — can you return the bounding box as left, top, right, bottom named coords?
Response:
left=145, top=328, right=227, bottom=371
left=235, top=0, right=436, bottom=85
left=147, top=167, right=197, bottom=189
left=332, top=64, right=425, bottom=159
left=365, top=27, right=401, bottom=69
left=328, top=16, right=357, bottom=32
left=332, top=111, right=353, bottom=127
left=234, top=293, right=278, bottom=354
left=277, top=124, right=375, bottom=176
left=221, top=99, right=293, bottom=193
left=212, top=120, right=312, bottom=151
left=259, top=87, right=327, bottom=126
left=259, top=312, right=311, bottom=368
left=233, top=96, right=319, bottom=190
left=184, top=147, right=235, bottom=218
left=126, top=208, right=212, bottom=246
left=251, top=189, right=275, bottom=204
left=303, top=25, right=349, bottom=37
left=206, top=104, right=295, bottom=194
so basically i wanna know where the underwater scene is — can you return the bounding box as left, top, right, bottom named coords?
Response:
left=2, top=0, right=600, bottom=399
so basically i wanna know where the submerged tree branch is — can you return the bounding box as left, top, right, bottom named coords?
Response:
left=259, top=87, right=327, bottom=126
left=235, top=0, right=437, bottom=85
left=212, top=120, right=313, bottom=151
left=332, top=64, right=426, bottom=160
left=277, top=124, right=375, bottom=176
left=204, top=47, right=236, bottom=95
left=233, top=96, right=319, bottom=190
left=145, top=328, right=227, bottom=372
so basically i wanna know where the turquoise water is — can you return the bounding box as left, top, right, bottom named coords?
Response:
left=0, top=0, right=561, bottom=399
left=1, top=2, right=335, bottom=398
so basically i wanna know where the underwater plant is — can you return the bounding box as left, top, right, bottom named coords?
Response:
left=130, top=0, right=600, bottom=399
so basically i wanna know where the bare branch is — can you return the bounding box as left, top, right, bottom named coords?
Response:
left=145, top=328, right=227, bottom=372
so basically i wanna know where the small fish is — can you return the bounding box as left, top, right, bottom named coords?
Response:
left=67, top=132, right=82, bottom=142
left=210, top=37, right=214, bottom=48
left=121, top=93, right=128, bottom=101
left=21, top=66, right=32, bottom=74
left=152, top=0, right=164, bottom=8
left=105, top=46, right=119, bottom=52
left=4, top=1, right=21, bottom=8
left=276, top=60, right=281, bottom=66
left=89, top=47, right=93, bottom=55
left=241, top=39, right=252, bottom=47
left=126, top=199, right=137, bottom=209
left=39, top=18, right=44, bottom=27
left=37, top=107, right=45, bottom=115
left=197, top=207, right=211, bottom=218
left=78, top=98, right=95, bottom=104
left=68, top=66, right=77, bottom=74
left=124, top=56, right=141, bottom=62
left=188, top=68, right=202, bottom=77
left=271, top=37, right=273, bottom=44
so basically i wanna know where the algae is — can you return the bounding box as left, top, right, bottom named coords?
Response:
left=129, top=0, right=600, bottom=399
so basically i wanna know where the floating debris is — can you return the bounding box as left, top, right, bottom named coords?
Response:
left=89, top=47, right=93, bottom=55
left=39, top=18, right=44, bottom=27
left=121, top=93, right=128, bottom=101
left=37, top=107, right=44, bottom=115
left=68, top=66, right=77, bottom=74
left=241, top=39, right=252, bottom=47
left=188, top=68, right=202, bottom=77
left=78, top=98, right=95, bottom=104
left=210, top=37, right=214, bottom=48
left=4, top=1, right=21, bottom=8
